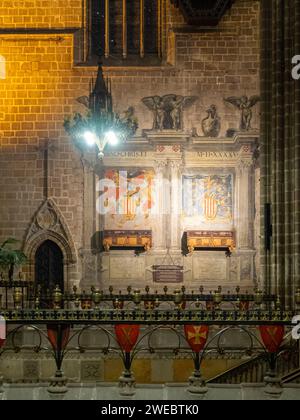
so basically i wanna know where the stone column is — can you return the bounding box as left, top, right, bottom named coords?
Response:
left=80, top=157, right=97, bottom=289
left=260, top=0, right=300, bottom=308
left=153, top=160, right=168, bottom=250
left=236, top=159, right=254, bottom=250
left=169, top=160, right=182, bottom=250
left=83, top=162, right=96, bottom=249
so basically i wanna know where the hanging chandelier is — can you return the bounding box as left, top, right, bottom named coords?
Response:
left=64, top=63, right=138, bottom=159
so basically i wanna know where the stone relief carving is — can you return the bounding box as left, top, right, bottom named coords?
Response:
left=23, top=360, right=39, bottom=380
left=142, top=94, right=198, bottom=131
left=237, top=158, right=254, bottom=171
left=224, top=95, right=260, bottom=131
left=36, top=206, right=57, bottom=230
left=241, top=259, right=251, bottom=281
left=78, top=249, right=99, bottom=288
left=201, top=104, right=221, bottom=137
left=169, top=160, right=183, bottom=172
left=24, top=199, right=77, bottom=264
left=81, top=361, right=103, bottom=381
left=229, top=258, right=238, bottom=282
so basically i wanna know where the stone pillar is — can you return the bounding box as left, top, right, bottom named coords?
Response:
left=80, top=158, right=97, bottom=289
left=153, top=160, right=168, bottom=250
left=236, top=159, right=254, bottom=250
left=260, top=0, right=300, bottom=308
left=169, top=160, right=182, bottom=250
left=83, top=162, right=96, bottom=248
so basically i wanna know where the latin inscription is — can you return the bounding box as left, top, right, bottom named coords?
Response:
left=106, top=151, right=148, bottom=158
left=197, top=151, right=238, bottom=159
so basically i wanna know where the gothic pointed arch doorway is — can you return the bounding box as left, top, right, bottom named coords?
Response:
left=35, top=240, right=64, bottom=295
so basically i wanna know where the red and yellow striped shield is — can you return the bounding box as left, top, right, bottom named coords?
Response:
left=259, top=326, right=285, bottom=353
left=115, top=325, right=140, bottom=353
left=184, top=325, right=209, bottom=353
left=204, top=194, right=218, bottom=220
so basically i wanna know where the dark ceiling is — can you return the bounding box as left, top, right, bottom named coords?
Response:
left=171, top=0, right=235, bottom=26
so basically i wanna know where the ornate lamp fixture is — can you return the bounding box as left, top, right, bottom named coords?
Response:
left=64, top=63, right=138, bottom=159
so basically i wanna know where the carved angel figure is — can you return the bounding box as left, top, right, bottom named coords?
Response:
left=142, top=94, right=198, bottom=131
left=224, top=95, right=260, bottom=131
left=123, top=106, right=139, bottom=136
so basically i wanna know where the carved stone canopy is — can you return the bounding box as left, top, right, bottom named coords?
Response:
left=23, top=199, right=77, bottom=264
left=171, top=0, right=235, bottom=26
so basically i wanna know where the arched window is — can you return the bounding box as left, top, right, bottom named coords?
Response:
left=35, top=240, right=64, bottom=294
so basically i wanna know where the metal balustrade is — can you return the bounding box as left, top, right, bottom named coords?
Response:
left=0, top=281, right=298, bottom=398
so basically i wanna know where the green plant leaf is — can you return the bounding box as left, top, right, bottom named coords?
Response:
left=1, top=237, right=19, bottom=248
left=0, top=238, right=27, bottom=269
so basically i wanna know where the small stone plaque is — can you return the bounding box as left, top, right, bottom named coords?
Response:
left=152, top=265, right=183, bottom=283
left=193, top=254, right=227, bottom=283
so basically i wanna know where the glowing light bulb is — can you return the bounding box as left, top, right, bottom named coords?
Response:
left=84, top=131, right=97, bottom=146
left=105, top=131, right=119, bottom=146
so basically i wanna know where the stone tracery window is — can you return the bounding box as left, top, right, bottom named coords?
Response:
left=90, top=0, right=163, bottom=64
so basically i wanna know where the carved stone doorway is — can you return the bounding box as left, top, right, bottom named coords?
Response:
left=35, top=240, right=64, bottom=295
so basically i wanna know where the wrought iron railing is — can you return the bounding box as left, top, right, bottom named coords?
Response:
left=208, top=346, right=300, bottom=385
left=0, top=281, right=298, bottom=398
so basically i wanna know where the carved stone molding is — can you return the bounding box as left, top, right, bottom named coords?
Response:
left=169, top=160, right=183, bottom=172
left=23, top=199, right=77, bottom=264
left=154, top=159, right=168, bottom=173
left=237, top=159, right=254, bottom=171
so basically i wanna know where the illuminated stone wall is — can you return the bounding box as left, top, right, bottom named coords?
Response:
left=0, top=0, right=260, bottom=288
left=0, top=0, right=83, bottom=28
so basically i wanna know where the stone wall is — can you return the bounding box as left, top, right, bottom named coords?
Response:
left=2, top=383, right=300, bottom=400
left=0, top=0, right=83, bottom=28
left=0, top=0, right=260, bottom=287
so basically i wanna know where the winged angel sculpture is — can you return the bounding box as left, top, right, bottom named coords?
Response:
left=224, top=95, right=260, bottom=131
left=142, top=94, right=198, bottom=131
